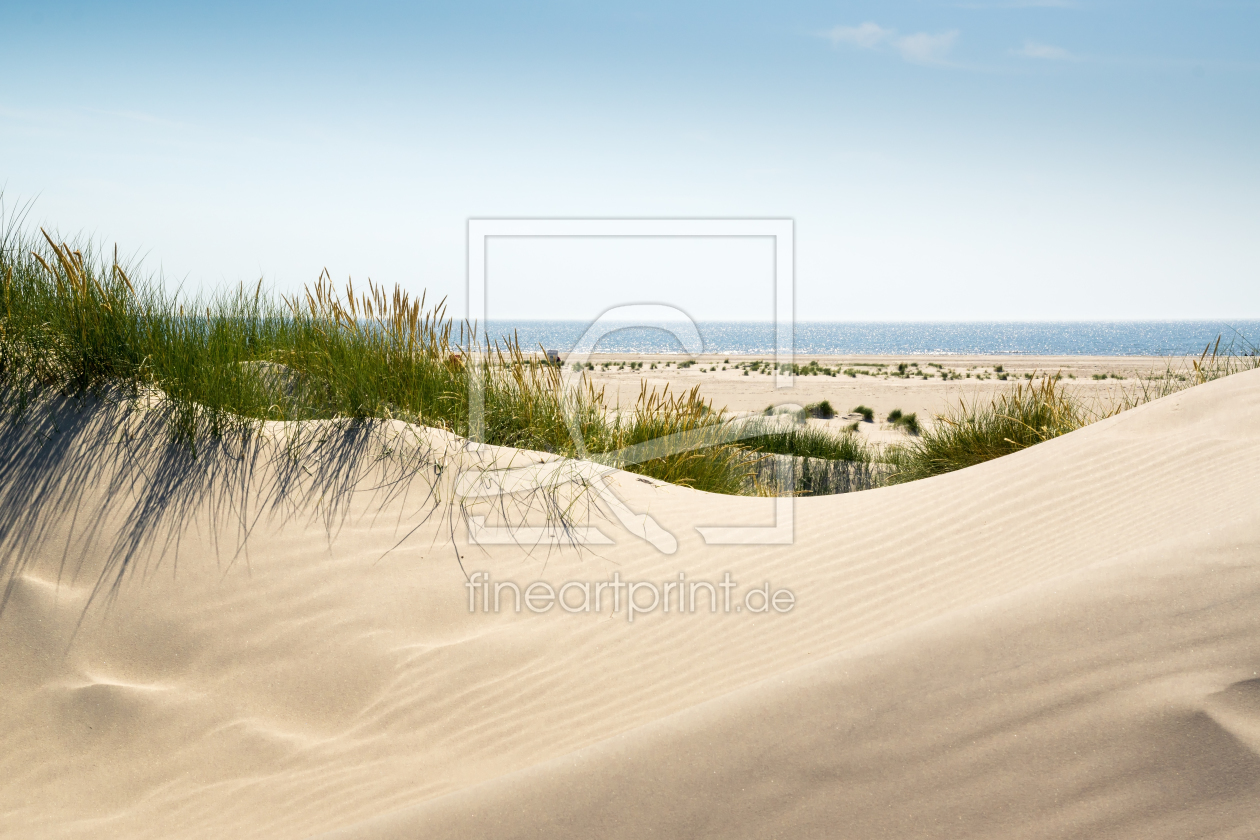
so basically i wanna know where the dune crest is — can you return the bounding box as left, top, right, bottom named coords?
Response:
left=2, top=370, right=1259, bottom=839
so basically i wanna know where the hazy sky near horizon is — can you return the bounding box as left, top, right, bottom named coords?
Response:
left=2, top=1, right=1258, bottom=322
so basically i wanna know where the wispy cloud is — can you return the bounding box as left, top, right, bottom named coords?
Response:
left=896, top=31, right=960, bottom=64
left=1014, top=41, right=1075, bottom=60
left=823, top=22, right=960, bottom=65
left=824, top=22, right=894, bottom=50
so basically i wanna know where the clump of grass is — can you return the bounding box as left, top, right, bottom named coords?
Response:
left=883, top=338, right=1258, bottom=484
left=852, top=405, right=874, bottom=422
left=584, top=383, right=754, bottom=494
left=0, top=221, right=753, bottom=493
left=805, top=399, right=835, bottom=419
left=1114, top=334, right=1258, bottom=409
left=886, top=408, right=919, bottom=435
left=737, top=419, right=873, bottom=463
left=885, top=375, right=1086, bottom=483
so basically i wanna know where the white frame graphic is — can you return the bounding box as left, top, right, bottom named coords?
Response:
left=465, top=218, right=796, bottom=547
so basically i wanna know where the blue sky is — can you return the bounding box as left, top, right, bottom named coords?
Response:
left=2, top=1, right=1258, bottom=321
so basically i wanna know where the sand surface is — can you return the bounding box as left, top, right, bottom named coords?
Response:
left=2, top=368, right=1259, bottom=838
left=579, top=354, right=1180, bottom=439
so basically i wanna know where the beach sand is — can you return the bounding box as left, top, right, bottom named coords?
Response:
left=580, top=353, right=1179, bottom=443
left=582, top=353, right=1171, bottom=405
left=1, top=368, right=1258, bottom=838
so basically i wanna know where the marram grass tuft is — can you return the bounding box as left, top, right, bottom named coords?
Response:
left=0, top=223, right=752, bottom=493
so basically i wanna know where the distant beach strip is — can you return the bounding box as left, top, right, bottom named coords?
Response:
left=480, top=321, right=1260, bottom=357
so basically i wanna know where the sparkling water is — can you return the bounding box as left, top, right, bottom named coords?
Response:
left=481, top=321, right=1259, bottom=356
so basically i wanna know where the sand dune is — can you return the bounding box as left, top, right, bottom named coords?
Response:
left=2, top=369, right=1258, bottom=838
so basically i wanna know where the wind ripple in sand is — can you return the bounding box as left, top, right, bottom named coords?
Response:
left=0, top=370, right=1258, bottom=839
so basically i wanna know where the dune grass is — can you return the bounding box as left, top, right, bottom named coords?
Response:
left=0, top=223, right=755, bottom=494
left=8, top=216, right=1252, bottom=497
left=884, top=376, right=1087, bottom=484
left=804, top=399, right=835, bottom=419
left=886, top=408, right=920, bottom=435
left=886, top=339, right=1258, bottom=483
left=1111, top=334, right=1259, bottom=409
left=736, top=418, right=874, bottom=463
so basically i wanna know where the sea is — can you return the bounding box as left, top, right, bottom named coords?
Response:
left=481, top=321, right=1260, bottom=357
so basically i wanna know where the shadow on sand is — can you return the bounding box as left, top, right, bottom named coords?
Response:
left=0, top=388, right=448, bottom=614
